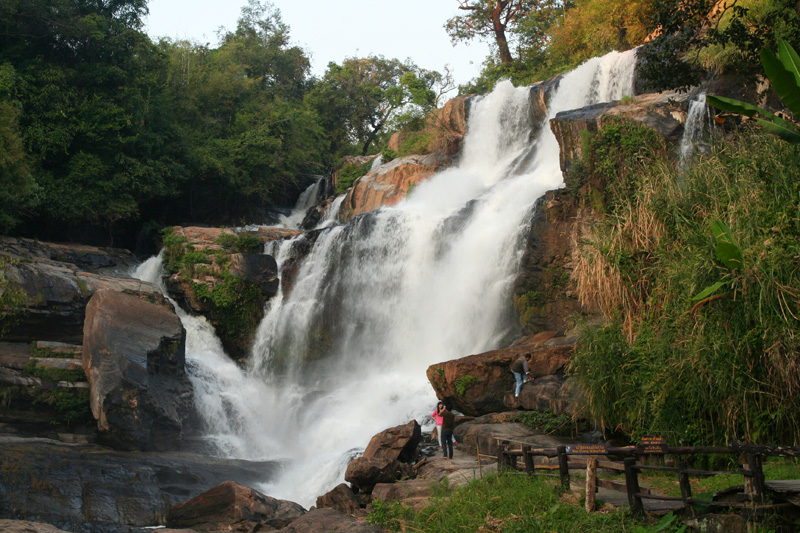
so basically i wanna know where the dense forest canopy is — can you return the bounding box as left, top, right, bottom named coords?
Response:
left=0, top=0, right=799, bottom=249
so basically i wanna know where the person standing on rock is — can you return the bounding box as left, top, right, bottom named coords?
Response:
left=431, top=401, right=445, bottom=450
left=441, top=402, right=455, bottom=459
left=511, top=353, right=533, bottom=398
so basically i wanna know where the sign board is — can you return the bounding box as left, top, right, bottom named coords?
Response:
left=638, top=436, right=668, bottom=454
left=566, top=443, right=608, bottom=455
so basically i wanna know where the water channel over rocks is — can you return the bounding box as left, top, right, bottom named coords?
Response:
left=135, top=49, right=638, bottom=508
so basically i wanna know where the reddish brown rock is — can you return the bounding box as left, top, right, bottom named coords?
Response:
left=344, top=457, right=414, bottom=494
left=274, top=508, right=381, bottom=532
left=339, top=153, right=449, bottom=222
left=166, top=481, right=305, bottom=531
left=362, top=420, right=421, bottom=462
left=82, top=289, right=193, bottom=451
left=315, top=483, right=361, bottom=516
left=0, top=520, right=70, bottom=532
left=426, top=333, right=574, bottom=416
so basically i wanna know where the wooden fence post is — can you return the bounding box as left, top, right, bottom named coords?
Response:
left=624, top=457, right=644, bottom=516
left=745, top=453, right=766, bottom=505
left=585, top=457, right=597, bottom=512
left=497, top=443, right=507, bottom=470
left=557, top=445, right=570, bottom=491
left=522, top=445, right=535, bottom=474
left=678, top=461, right=695, bottom=518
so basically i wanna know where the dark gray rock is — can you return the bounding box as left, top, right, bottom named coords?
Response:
left=228, top=253, right=279, bottom=296
left=82, top=289, right=193, bottom=451
left=166, top=480, right=305, bottom=531
left=274, top=508, right=381, bottom=532
left=0, top=436, right=280, bottom=532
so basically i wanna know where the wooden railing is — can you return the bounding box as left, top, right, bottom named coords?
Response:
left=496, top=440, right=800, bottom=517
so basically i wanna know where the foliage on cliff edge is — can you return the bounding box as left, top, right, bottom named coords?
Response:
left=570, top=127, right=800, bottom=446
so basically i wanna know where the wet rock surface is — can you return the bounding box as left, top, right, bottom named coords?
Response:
left=0, top=437, right=280, bottom=532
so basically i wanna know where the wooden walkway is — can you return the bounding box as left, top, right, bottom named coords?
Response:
left=495, top=440, right=800, bottom=518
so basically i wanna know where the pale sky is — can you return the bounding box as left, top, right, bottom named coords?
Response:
left=144, top=0, right=492, bottom=88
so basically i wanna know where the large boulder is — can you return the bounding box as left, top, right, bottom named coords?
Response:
left=339, top=153, right=451, bottom=222
left=345, top=457, right=414, bottom=494
left=0, top=237, right=162, bottom=344
left=0, top=436, right=280, bottom=531
left=362, top=420, right=422, bottom=463
left=316, top=483, right=361, bottom=516
left=162, top=226, right=281, bottom=359
left=453, top=412, right=574, bottom=459
left=82, top=289, right=193, bottom=451
left=550, top=91, right=690, bottom=177
left=344, top=421, right=421, bottom=494
left=274, top=508, right=381, bottom=532
left=166, top=481, right=305, bottom=531
left=426, top=333, right=574, bottom=416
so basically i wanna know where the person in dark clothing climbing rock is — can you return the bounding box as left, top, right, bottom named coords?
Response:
left=440, top=403, right=455, bottom=459
left=511, top=353, right=532, bottom=397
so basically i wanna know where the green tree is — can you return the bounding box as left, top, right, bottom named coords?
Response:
left=155, top=1, right=325, bottom=223
left=446, top=0, right=545, bottom=65
left=307, top=56, right=438, bottom=157
left=637, top=0, right=800, bottom=92
left=0, top=63, right=37, bottom=232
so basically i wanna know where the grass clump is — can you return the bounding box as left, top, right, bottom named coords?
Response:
left=454, top=375, right=478, bottom=395
left=367, top=471, right=655, bottom=532
left=570, top=130, right=800, bottom=446
left=335, top=160, right=373, bottom=194
left=215, top=232, right=262, bottom=254
left=512, top=410, right=574, bottom=436
left=23, top=359, right=86, bottom=383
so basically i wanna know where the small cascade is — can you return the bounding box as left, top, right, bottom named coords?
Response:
left=680, top=93, right=710, bottom=166
left=277, top=178, right=324, bottom=229
left=315, top=194, right=345, bottom=229
left=136, top=49, right=640, bottom=508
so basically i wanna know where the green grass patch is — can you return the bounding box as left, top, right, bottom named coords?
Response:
left=454, top=375, right=478, bottom=396
left=570, top=130, right=800, bottom=446
left=23, top=358, right=86, bottom=383
left=512, top=410, right=574, bottom=436
left=367, top=471, right=660, bottom=532
left=215, top=232, right=262, bottom=254
left=335, top=160, right=373, bottom=194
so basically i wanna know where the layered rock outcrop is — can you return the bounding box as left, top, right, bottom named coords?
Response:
left=0, top=436, right=278, bottom=531
left=82, top=289, right=193, bottom=451
left=162, top=226, right=281, bottom=359
left=166, top=481, right=305, bottom=531
left=0, top=236, right=158, bottom=344
left=426, top=332, right=577, bottom=417
left=344, top=420, right=421, bottom=493
left=550, top=90, right=689, bottom=176
left=339, top=153, right=451, bottom=223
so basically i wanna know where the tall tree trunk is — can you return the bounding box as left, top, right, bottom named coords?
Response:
left=491, top=2, right=514, bottom=64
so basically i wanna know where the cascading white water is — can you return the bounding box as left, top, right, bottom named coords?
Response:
left=276, top=178, right=324, bottom=229
left=680, top=93, right=710, bottom=166
left=137, top=49, right=638, bottom=508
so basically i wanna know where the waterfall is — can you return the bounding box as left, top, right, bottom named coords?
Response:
left=135, top=49, right=638, bottom=509
left=277, top=178, right=324, bottom=229
left=680, top=93, right=710, bottom=166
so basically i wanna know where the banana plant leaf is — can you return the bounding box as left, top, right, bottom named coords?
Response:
left=778, top=40, right=800, bottom=87
left=757, top=117, right=800, bottom=143
left=692, top=281, right=728, bottom=301
left=704, top=95, right=790, bottom=128
left=761, top=46, right=800, bottom=118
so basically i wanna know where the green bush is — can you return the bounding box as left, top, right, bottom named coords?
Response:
left=193, top=273, right=265, bottom=352
left=23, top=359, right=86, bottom=383
left=335, top=160, right=373, bottom=194
left=571, top=131, right=800, bottom=446
left=216, top=232, right=263, bottom=254
left=454, top=375, right=478, bottom=396
left=512, top=410, right=574, bottom=436
left=368, top=471, right=651, bottom=532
